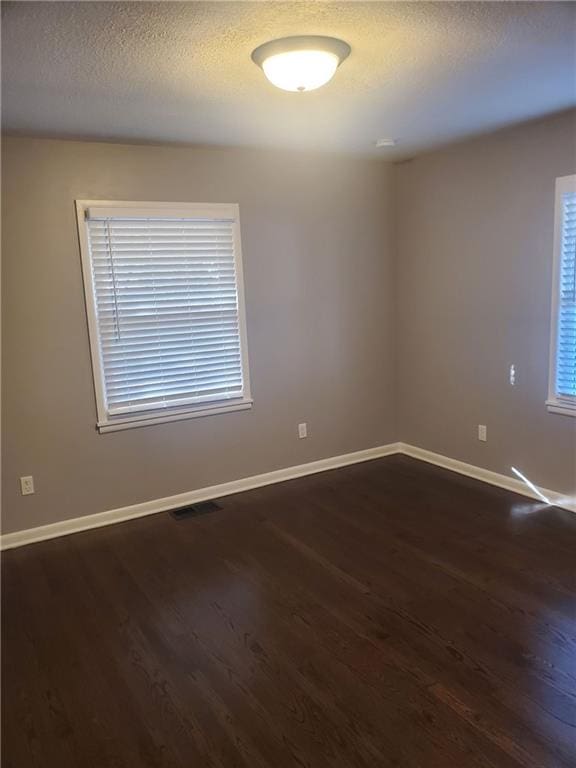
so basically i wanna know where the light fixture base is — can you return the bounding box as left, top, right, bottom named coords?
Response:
left=251, top=35, right=351, bottom=69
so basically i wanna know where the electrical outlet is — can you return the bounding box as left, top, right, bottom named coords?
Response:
left=478, top=425, right=487, bottom=442
left=20, top=476, right=35, bottom=496
left=509, top=364, right=516, bottom=386
left=298, top=422, right=308, bottom=439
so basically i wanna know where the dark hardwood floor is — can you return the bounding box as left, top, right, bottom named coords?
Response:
left=2, top=455, right=576, bottom=767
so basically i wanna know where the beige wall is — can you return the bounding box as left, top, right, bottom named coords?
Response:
left=2, top=137, right=396, bottom=534
left=3, top=112, right=575, bottom=536
left=395, top=110, right=576, bottom=496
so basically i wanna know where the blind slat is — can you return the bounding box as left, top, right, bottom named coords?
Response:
left=103, top=350, right=241, bottom=371
left=105, top=368, right=242, bottom=394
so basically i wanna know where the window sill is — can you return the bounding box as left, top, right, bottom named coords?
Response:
left=97, top=399, right=253, bottom=433
left=546, top=399, right=576, bottom=418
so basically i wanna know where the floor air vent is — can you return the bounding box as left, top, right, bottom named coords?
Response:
left=170, top=501, right=222, bottom=520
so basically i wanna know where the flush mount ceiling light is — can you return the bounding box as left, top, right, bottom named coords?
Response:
left=251, top=36, right=351, bottom=92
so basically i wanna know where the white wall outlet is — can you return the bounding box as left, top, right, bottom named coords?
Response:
left=509, top=364, right=516, bottom=386
left=20, top=476, right=35, bottom=495
left=298, top=422, right=308, bottom=439
left=478, top=425, right=487, bottom=442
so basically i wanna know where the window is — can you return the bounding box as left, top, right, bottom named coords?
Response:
left=76, top=201, right=252, bottom=432
left=547, top=175, right=576, bottom=417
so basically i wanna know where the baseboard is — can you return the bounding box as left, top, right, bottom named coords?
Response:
left=398, top=443, right=576, bottom=514
left=3, top=440, right=573, bottom=550
left=0, top=443, right=401, bottom=550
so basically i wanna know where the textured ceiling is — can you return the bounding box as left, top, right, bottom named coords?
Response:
left=2, top=1, right=575, bottom=158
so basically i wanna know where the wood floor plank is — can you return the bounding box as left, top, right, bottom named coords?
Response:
left=2, top=455, right=575, bottom=767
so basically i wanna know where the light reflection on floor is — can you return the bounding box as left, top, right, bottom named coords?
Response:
left=511, top=467, right=551, bottom=505
left=510, top=500, right=552, bottom=517
left=509, top=467, right=575, bottom=517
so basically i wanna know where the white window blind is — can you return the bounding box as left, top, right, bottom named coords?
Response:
left=548, top=176, right=576, bottom=416
left=556, top=190, right=576, bottom=398
left=77, top=202, right=251, bottom=431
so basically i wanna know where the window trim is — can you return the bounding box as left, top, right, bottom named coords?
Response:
left=76, top=200, right=253, bottom=432
left=546, top=175, right=576, bottom=417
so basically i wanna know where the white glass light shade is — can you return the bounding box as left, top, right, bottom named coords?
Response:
left=262, top=50, right=339, bottom=92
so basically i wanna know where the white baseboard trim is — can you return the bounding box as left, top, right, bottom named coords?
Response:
left=0, top=443, right=401, bottom=550
left=2, top=441, right=573, bottom=550
left=398, top=443, right=576, bottom=514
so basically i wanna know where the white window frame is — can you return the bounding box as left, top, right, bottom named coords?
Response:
left=546, top=175, right=576, bottom=417
left=76, top=200, right=252, bottom=432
